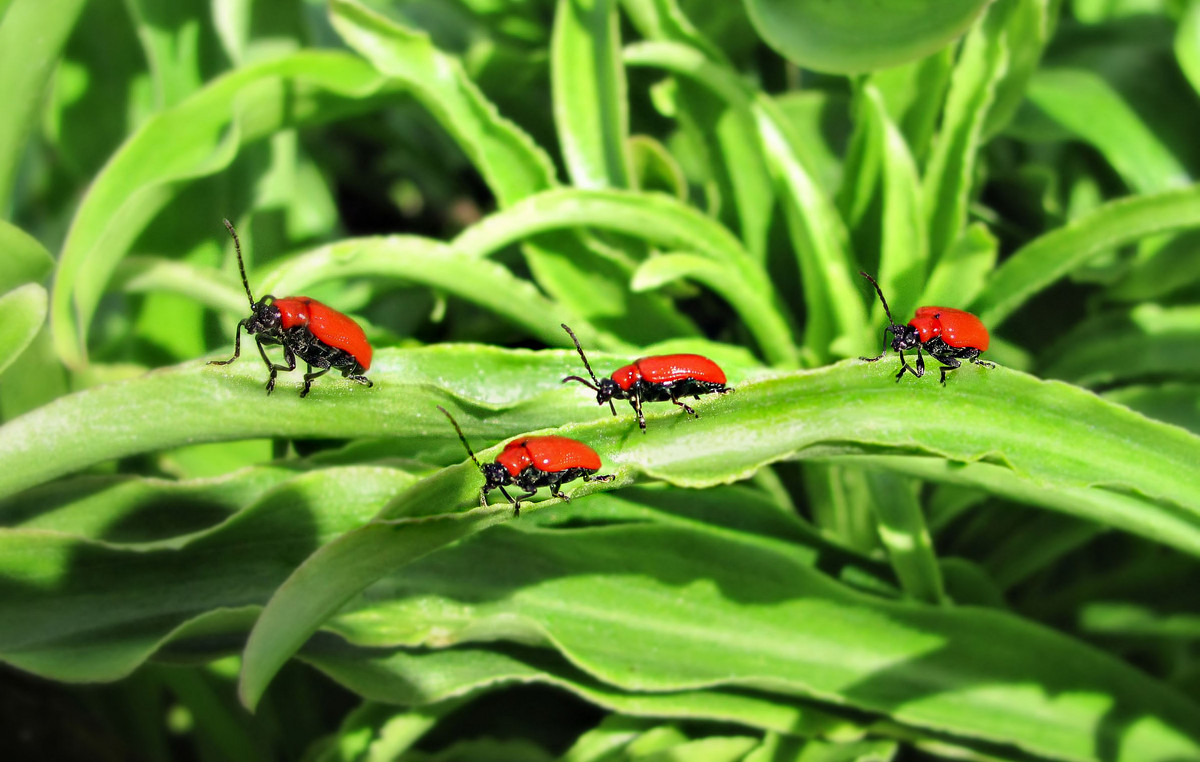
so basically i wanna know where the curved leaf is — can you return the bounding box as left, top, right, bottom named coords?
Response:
left=258, top=236, right=581, bottom=348
left=0, top=466, right=414, bottom=681
left=552, top=0, right=631, bottom=189
left=328, top=524, right=1200, bottom=760
left=51, top=50, right=400, bottom=367
left=0, top=221, right=54, bottom=293
left=451, top=188, right=796, bottom=365
left=0, top=283, right=46, bottom=376
left=2, top=349, right=1198, bottom=558
left=743, top=0, right=991, bottom=74
left=327, top=0, right=556, bottom=205
left=972, top=186, right=1200, bottom=327
left=1027, top=68, right=1190, bottom=194
left=0, top=0, right=88, bottom=211
left=623, top=40, right=867, bottom=360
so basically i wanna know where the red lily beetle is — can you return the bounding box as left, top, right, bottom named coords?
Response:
left=437, top=406, right=613, bottom=516
left=561, top=324, right=731, bottom=433
left=209, top=219, right=373, bottom=397
left=860, top=271, right=994, bottom=385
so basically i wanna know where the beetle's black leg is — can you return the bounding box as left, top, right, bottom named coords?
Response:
left=894, top=349, right=910, bottom=381
left=584, top=473, right=615, bottom=483
left=346, top=375, right=372, bottom=387
left=861, top=352, right=886, bottom=363
left=300, top=365, right=331, bottom=398
left=209, top=320, right=247, bottom=365
left=668, top=389, right=698, bottom=418
left=937, top=356, right=962, bottom=386
left=549, top=483, right=570, bottom=502
left=629, top=394, right=647, bottom=433
left=256, top=339, right=296, bottom=394
left=971, top=352, right=995, bottom=370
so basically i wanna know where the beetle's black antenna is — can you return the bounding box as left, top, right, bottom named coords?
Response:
left=859, top=271, right=898, bottom=328
left=438, top=405, right=483, bottom=471
left=561, top=323, right=617, bottom=415
left=223, top=219, right=256, bottom=309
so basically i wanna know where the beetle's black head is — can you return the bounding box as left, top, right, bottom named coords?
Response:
left=481, top=462, right=510, bottom=492
left=596, top=378, right=622, bottom=406
left=245, top=296, right=281, bottom=337
left=887, top=323, right=920, bottom=352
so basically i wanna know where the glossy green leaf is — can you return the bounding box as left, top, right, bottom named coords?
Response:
left=922, top=0, right=1009, bottom=264
left=0, top=0, right=88, bottom=212
left=330, top=0, right=692, bottom=347
left=1177, top=0, right=1200, bottom=99
left=257, top=236, right=579, bottom=348
left=327, top=0, right=556, bottom=206
left=861, top=84, right=927, bottom=325
left=623, top=41, right=866, bottom=360
left=629, top=253, right=793, bottom=366
left=742, top=0, right=991, bottom=74
left=0, top=283, right=47, bottom=377
left=973, top=186, right=1200, bottom=327
left=0, top=221, right=54, bottom=293
left=552, top=0, right=631, bottom=189
left=1042, top=305, right=1200, bottom=386
left=1026, top=68, right=1190, bottom=194
left=304, top=645, right=851, bottom=739
left=325, top=524, right=1200, bottom=760
left=864, top=469, right=944, bottom=605
left=50, top=50, right=400, bottom=367
left=0, top=466, right=415, bottom=681
left=3, top=348, right=1198, bottom=556
left=451, top=188, right=795, bottom=365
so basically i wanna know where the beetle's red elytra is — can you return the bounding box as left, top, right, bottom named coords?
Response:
left=438, top=406, right=613, bottom=516
left=561, top=324, right=731, bottom=432
left=208, top=220, right=373, bottom=397
left=859, top=271, right=994, bottom=385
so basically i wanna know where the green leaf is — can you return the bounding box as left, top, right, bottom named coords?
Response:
left=114, top=256, right=246, bottom=316
left=919, top=222, right=996, bottom=308
left=451, top=188, right=796, bottom=365
left=1026, top=68, right=1190, bottom=194
left=624, top=41, right=865, bottom=360
left=1177, top=0, right=1200, bottom=99
left=0, top=466, right=415, bottom=681
left=1042, top=305, right=1200, bottom=386
left=863, top=469, right=945, bottom=605
left=330, top=0, right=692, bottom=347
left=815, top=453, right=1200, bottom=563
left=239, top=507, right=508, bottom=709
left=50, top=50, right=400, bottom=367
left=0, top=0, right=88, bottom=212
left=303, top=645, right=852, bottom=739
left=329, top=524, right=1200, bottom=760
left=860, top=84, right=927, bottom=325
left=742, top=0, right=991, bottom=74
left=257, top=236, right=579, bottom=348
left=922, top=0, right=1009, bottom=264
left=0, top=283, right=48, bottom=376
left=327, top=0, right=556, bottom=205
left=552, top=0, right=632, bottom=189
left=0, top=221, right=54, bottom=293
left=630, top=253, right=794, bottom=367
left=3, top=349, right=1199, bottom=556
left=972, top=186, right=1200, bottom=327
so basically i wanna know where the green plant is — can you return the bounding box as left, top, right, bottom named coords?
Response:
left=3, top=0, right=1200, bottom=759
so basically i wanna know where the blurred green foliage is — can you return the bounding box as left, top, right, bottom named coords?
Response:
left=3, top=0, right=1200, bottom=760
